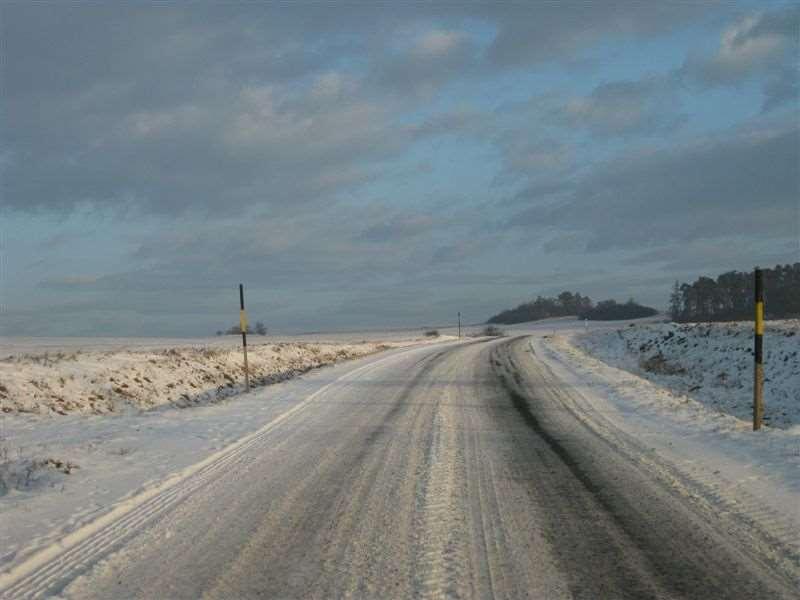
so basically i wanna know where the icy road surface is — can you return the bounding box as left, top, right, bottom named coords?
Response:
left=2, top=337, right=797, bottom=599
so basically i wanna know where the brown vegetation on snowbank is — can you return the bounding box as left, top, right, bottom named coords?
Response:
left=0, top=341, right=406, bottom=415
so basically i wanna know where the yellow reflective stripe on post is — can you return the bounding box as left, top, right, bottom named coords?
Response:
left=755, top=302, right=764, bottom=335
left=240, top=309, right=248, bottom=332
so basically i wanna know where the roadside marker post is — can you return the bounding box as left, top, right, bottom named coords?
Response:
left=239, top=283, right=250, bottom=392
left=458, top=312, right=462, bottom=339
left=753, top=268, right=764, bottom=430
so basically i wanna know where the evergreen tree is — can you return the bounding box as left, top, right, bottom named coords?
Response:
left=669, top=281, right=682, bottom=321
left=669, top=263, right=799, bottom=322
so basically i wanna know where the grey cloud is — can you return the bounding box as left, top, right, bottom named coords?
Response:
left=511, top=120, right=799, bottom=251
left=762, top=66, right=799, bottom=112
left=409, top=110, right=486, bottom=139
left=508, top=181, right=573, bottom=204
left=38, top=231, right=93, bottom=250
left=0, top=6, right=420, bottom=215
left=358, top=214, right=439, bottom=243
left=2, top=5, right=367, bottom=101
left=5, top=78, right=405, bottom=214
left=554, top=77, right=687, bottom=137
left=3, top=2, right=796, bottom=336
left=496, top=75, right=687, bottom=144
left=367, top=30, right=479, bottom=96
left=620, top=237, right=798, bottom=273
left=487, top=75, right=688, bottom=190
left=680, top=6, right=799, bottom=105
left=39, top=275, right=102, bottom=289
left=2, top=2, right=716, bottom=218
left=10, top=207, right=505, bottom=334
left=542, top=232, right=586, bottom=253
left=496, top=136, right=573, bottom=181
left=119, top=207, right=458, bottom=296
left=486, top=99, right=579, bottom=184
left=485, top=2, right=710, bottom=66
left=699, top=6, right=798, bottom=84
left=431, top=239, right=488, bottom=264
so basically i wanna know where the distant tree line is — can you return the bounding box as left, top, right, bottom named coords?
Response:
left=216, top=321, right=268, bottom=335
left=580, top=299, right=659, bottom=321
left=487, top=291, right=657, bottom=324
left=669, top=263, right=799, bottom=322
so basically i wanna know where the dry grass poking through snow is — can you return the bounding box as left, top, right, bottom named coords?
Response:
left=0, top=341, right=394, bottom=415
left=0, top=447, right=79, bottom=497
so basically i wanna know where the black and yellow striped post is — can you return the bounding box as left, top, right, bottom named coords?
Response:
left=239, top=283, right=250, bottom=392
left=753, top=268, right=764, bottom=431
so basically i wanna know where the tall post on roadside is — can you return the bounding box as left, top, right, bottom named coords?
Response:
left=458, top=311, right=461, bottom=339
left=239, top=283, right=250, bottom=392
left=753, top=268, right=764, bottom=430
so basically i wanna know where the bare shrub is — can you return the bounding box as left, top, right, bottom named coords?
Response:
left=481, top=325, right=505, bottom=337
left=640, top=352, right=686, bottom=375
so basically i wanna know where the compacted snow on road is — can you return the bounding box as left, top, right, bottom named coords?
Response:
left=1, top=329, right=797, bottom=599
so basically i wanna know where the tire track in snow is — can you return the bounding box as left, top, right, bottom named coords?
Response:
left=0, top=351, right=408, bottom=599
left=529, top=337, right=800, bottom=583
left=413, top=386, right=471, bottom=599
left=533, top=334, right=800, bottom=574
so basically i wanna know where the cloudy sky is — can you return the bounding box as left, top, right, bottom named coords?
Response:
left=1, top=1, right=798, bottom=336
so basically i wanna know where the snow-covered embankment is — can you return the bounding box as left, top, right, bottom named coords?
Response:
left=576, top=320, right=799, bottom=430
left=0, top=340, right=407, bottom=415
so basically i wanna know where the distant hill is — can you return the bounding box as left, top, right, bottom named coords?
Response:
left=487, top=292, right=591, bottom=324
left=487, top=291, right=657, bottom=324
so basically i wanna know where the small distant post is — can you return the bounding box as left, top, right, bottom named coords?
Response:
left=239, top=283, right=250, bottom=392
left=753, top=268, right=764, bottom=430
left=458, top=312, right=462, bottom=339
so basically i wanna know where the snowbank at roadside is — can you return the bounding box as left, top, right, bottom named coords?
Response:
left=575, top=320, right=799, bottom=430
left=531, top=329, right=800, bottom=570
left=0, top=337, right=452, bottom=415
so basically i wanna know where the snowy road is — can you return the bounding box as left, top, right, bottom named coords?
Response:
left=3, top=337, right=797, bottom=599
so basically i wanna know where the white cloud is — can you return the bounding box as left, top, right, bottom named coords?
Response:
left=695, top=13, right=792, bottom=84
left=681, top=5, right=799, bottom=109
left=413, top=30, right=467, bottom=58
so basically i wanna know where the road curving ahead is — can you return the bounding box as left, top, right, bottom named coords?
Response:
left=5, top=336, right=797, bottom=599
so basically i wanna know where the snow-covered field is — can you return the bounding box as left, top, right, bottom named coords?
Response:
left=0, top=335, right=453, bottom=415
left=576, top=320, right=799, bottom=430
left=0, top=328, right=458, bottom=359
